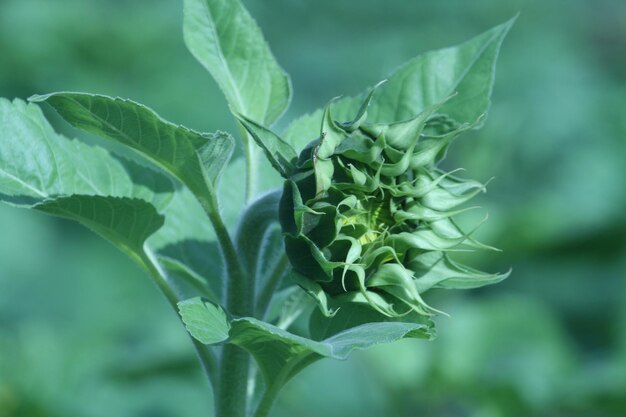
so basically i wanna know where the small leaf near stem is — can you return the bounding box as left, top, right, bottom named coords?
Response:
left=235, top=114, right=298, bottom=180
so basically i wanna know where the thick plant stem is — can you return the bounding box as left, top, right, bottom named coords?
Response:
left=141, top=250, right=219, bottom=390
left=199, top=194, right=254, bottom=417
left=218, top=345, right=251, bottom=417
left=201, top=196, right=253, bottom=316
left=255, top=254, right=289, bottom=318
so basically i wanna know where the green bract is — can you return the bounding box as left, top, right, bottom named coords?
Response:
left=277, top=93, right=509, bottom=318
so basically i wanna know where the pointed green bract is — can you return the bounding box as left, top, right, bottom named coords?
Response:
left=183, top=0, right=291, bottom=125
left=410, top=251, right=510, bottom=292
left=283, top=17, right=515, bottom=151
left=235, top=115, right=297, bottom=178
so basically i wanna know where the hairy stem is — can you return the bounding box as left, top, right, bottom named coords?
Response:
left=239, top=124, right=259, bottom=204
left=201, top=197, right=252, bottom=317
left=255, top=254, right=289, bottom=318
left=141, top=250, right=219, bottom=390
left=218, top=345, right=251, bottom=417
left=200, top=194, right=254, bottom=417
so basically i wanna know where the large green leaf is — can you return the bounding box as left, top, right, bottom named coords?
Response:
left=24, top=92, right=235, bottom=292
left=0, top=98, right=173, bottom=208
left=0, top=98, right=222, bottom=297
left=0, top=98, right=169, bottom=269
left=283, top=17, right=515, bottom=150
left=229, top=318, right=428, bottom=390
left=182, top=296, right=429, bottom=392
left=35, top=195, right=164, bottom=268
left=183, top=0, right=291, bottom=126
left=30, top=92, right=235, bottom=206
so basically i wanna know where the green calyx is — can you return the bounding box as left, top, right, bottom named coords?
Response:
left=278, top=93, right=509, bottom=318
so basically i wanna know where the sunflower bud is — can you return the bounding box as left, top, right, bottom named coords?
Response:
left=279, top=95, right=508, bottom=318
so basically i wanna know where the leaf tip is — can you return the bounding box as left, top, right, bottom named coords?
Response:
left=27, top=94, right=50, bottom=103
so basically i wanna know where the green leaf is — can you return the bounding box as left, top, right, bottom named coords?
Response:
left=182, top=299, right=427, bottom=393
left=34, top=195, right=164, bottom=268
left=0, top=98, right=173, bottom=208
left=267, top=286, right=315, bottom=330
left=29, top=92, right=234, bottom=205
left=235, top=190, right=282, bottom=280
left=408, top=251, right=511, bottom=292
left=283, top=17, right=515, bottom=150
left=235, top=114, right=297, bottom=178
left=290, top=271, right=336, bottom=318
left=231, top=317, right=429, bottom=416
left=0, top=98, right=221, bottom=295
left=228, top=318, right=427, bottom=387
left=148, top=157, right=253, bottom=301
left=183, top=0, right=291, bottom=125
left=158, top=255, right=221, bottom=303
left=178, top=297, right=230, bottom=345
left=147, top=186, right=224, bottom=299
left=309, top=302, right=434, bottom=341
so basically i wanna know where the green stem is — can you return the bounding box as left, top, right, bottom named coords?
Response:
left=203, top=201, right=251, bottom=315
left=218, top=345, right=251, bottom=417
left=253, top=352, right=311, bottom=417
left=239, top=124, right=258, bottom=204
left=141, top=250, right=219, bottom=390
left=255, top=254, right=289, bottom=318
left=199, top=194, right=254, bottom=417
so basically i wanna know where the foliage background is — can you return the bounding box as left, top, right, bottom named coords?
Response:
left=0, top=0, right=624, bottom=416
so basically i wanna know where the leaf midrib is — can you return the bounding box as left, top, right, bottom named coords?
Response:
left=201, top=0, right=247, bottom=117
left=64, top=96, right=204, bottom=193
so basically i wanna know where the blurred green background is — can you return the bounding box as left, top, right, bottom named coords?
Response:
left=1, top=0, right=625, bottom=416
